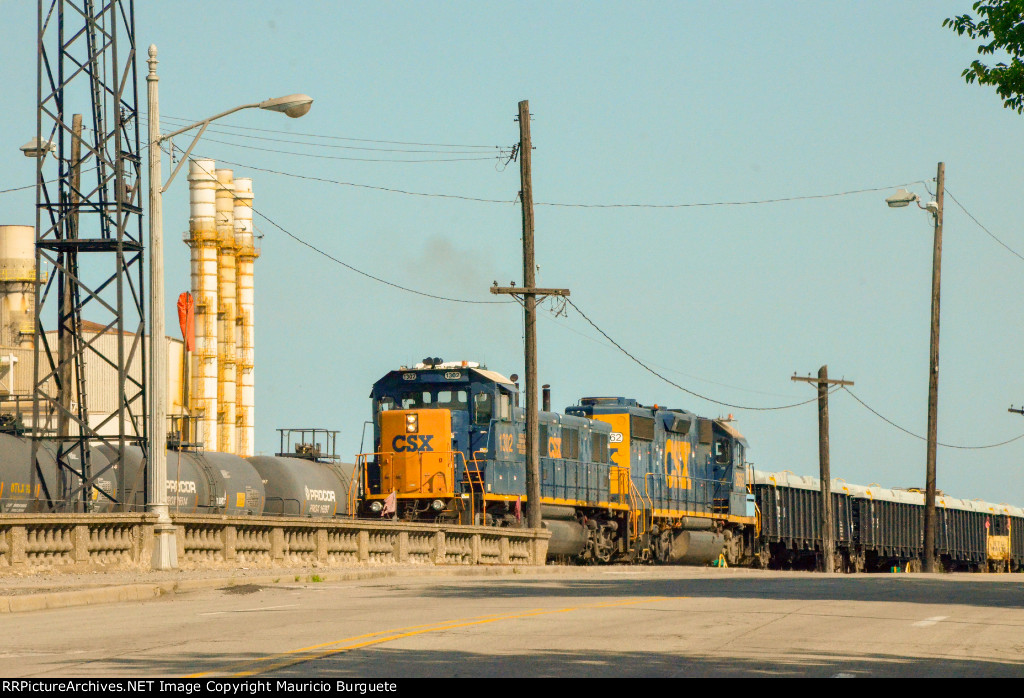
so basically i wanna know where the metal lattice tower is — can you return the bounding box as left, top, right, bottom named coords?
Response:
left=32, top=0, right=147, bottom=511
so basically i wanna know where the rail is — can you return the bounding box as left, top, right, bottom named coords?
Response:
left=0, top=513, right=550, bottom=573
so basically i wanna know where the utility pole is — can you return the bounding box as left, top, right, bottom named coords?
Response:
left=885, top=162, right=945, bottom=573
left=490, top=100, right=569, bottom=529
left=792, top=366, right=853, bottom=573
left=923, top=162, right=944, bottom=574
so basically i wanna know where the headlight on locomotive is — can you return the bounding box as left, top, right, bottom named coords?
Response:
left=369, top=500, right=384, bottom=513
left=431, top=499, right=445, bottom=512
left=406, top=414, right=418, bottom=433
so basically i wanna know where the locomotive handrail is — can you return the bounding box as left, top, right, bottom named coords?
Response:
left=357, top=450, right=463, bottom=496
left=640, top=471, right=732, bottom=516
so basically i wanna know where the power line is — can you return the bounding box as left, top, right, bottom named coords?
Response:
left=186, top=134, right=508, bottom=163
left=178, top=149, right=513, bottom=305
left=184, top=151, right=933, bottom=212
left=537, top=306, right=798, bottom=399
left=157, top=113, right=501, bottom=149
left=0, top=183, right=36, bottom=195
left=843, top=387, right=1024, bottom=449
left=0, top=167, right=101, bottom=196
left=191, top=151, right=520, bottom=204
left=563, top=297, right=826, bottom=411
left=945, top=187, right=1024, bottom=263
left=139, top=116, right=506, bottom=154
left=535, top=182, right=928, bottom=208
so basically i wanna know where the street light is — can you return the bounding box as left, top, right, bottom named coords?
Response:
left=146, top=44, right=312, bottom=569
left=886, top=162, right=944, bottom=574
left=19, top=138, right=56, bottom=159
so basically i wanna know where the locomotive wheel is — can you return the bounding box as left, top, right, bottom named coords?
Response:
left=756, top=546, right=771, bottom=570
left=723, top=529, right=744, bottom=566
left=656, top=530, right=672, bottom=563
left=586, top=524, right=615, bottom=564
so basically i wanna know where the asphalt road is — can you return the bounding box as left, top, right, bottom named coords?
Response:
left=2, top=567, right=1022, bottom=678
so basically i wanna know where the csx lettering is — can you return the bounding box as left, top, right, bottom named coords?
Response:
left=665, top=439, right=690, bottom=489
left=392, top=435, right=435, bottom=452
left=547, top=436, right=562, bottom=458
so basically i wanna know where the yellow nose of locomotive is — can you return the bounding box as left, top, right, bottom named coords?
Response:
left=379, top=409, right=455, bottom=497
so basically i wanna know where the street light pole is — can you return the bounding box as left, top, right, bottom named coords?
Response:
left=923, top=161, right=944, bottom=573
left=147, top=45, right=175, bottom=569
left=145, top=45, right=313, bottom=569
left=885, top=163, right=944, bottom=573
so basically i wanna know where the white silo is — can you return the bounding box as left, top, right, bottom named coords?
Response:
left=0, top=225, right=37, bottom=348
left=186, top=160, right=219, bottom=450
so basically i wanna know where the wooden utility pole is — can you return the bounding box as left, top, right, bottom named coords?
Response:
left=923, top=162, right=944, bottom=574
left=490, top=100, right=569, bottom=529
left=792, top=366, right=853, bottom=573
left=58, top=114, right=83, bottom=442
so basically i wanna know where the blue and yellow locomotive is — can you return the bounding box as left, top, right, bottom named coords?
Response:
left=357, top=360, right=756, bottom=564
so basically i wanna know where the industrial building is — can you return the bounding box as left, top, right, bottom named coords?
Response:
left=0, top=161, right=259, bottom=455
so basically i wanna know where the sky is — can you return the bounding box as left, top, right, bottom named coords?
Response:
left=2, top=1, right=1024, bottom=506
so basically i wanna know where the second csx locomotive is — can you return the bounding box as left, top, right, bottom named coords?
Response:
left=357, top=360, right=756, bottom=564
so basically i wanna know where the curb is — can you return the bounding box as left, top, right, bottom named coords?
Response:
left=0, top=564, right=570, bottom=615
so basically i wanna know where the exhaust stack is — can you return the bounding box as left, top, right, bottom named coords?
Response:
left=234, top=177, right=258, bottom=457
left=215, top=169, right=237, bottom=454
left=186, top=160, right=219, bottom=450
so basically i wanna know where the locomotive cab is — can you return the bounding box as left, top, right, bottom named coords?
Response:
left=360, top=360, right=517, bottom=520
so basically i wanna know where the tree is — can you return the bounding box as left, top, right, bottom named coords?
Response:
left=944, top=1, right=1024, bottom=113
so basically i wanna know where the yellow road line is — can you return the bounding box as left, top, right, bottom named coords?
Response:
left=189, top=596, right=678, bottom=677
left=186, top=608, right=546, bottom=678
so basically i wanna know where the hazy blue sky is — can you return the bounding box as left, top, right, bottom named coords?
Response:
left=3, top=1, right=1024, bottom=506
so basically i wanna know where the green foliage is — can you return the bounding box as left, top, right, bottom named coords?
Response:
left=944, top=1, right=1024, bottom=112
left=309, top=574, right=323, bottom=583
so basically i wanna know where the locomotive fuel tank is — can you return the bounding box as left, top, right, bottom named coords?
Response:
left=540, top=505, right=588, bottom=556
left=248, top=456, right=354, bottom=517
left=668, top=530, right=726, bottom=565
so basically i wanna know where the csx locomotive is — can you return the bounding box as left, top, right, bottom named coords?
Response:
left=357, top=360, right=757, bottom=564
left=358, top=360, right=1024, bottom=571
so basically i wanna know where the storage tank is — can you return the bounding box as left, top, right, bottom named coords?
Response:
left=248, top=456, right=354, bottom=517
left=0, top=225, right=37, bottom=347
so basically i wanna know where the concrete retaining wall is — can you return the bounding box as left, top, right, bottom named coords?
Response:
left=0, top=514, right=550, bottom=573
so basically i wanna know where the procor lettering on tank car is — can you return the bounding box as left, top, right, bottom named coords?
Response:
left=0, top=430, right=356, bottom=518
left=356, top=361, right=757, bottom=564
left=248, top=455, right=355, bottom=517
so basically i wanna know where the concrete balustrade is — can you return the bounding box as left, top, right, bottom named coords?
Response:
left=0, top=514, right=550, bottom=573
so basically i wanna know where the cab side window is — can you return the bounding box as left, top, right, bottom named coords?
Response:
left=473, top=393, right=493, bottom=425
left=714, top=438, right=731, bottom=465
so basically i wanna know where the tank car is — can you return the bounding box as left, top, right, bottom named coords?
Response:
left=249, top=455, right=354, bottom=517
left=0, top=433, right=265, bottom=515
left=0, top=433, right=118, bottom=513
